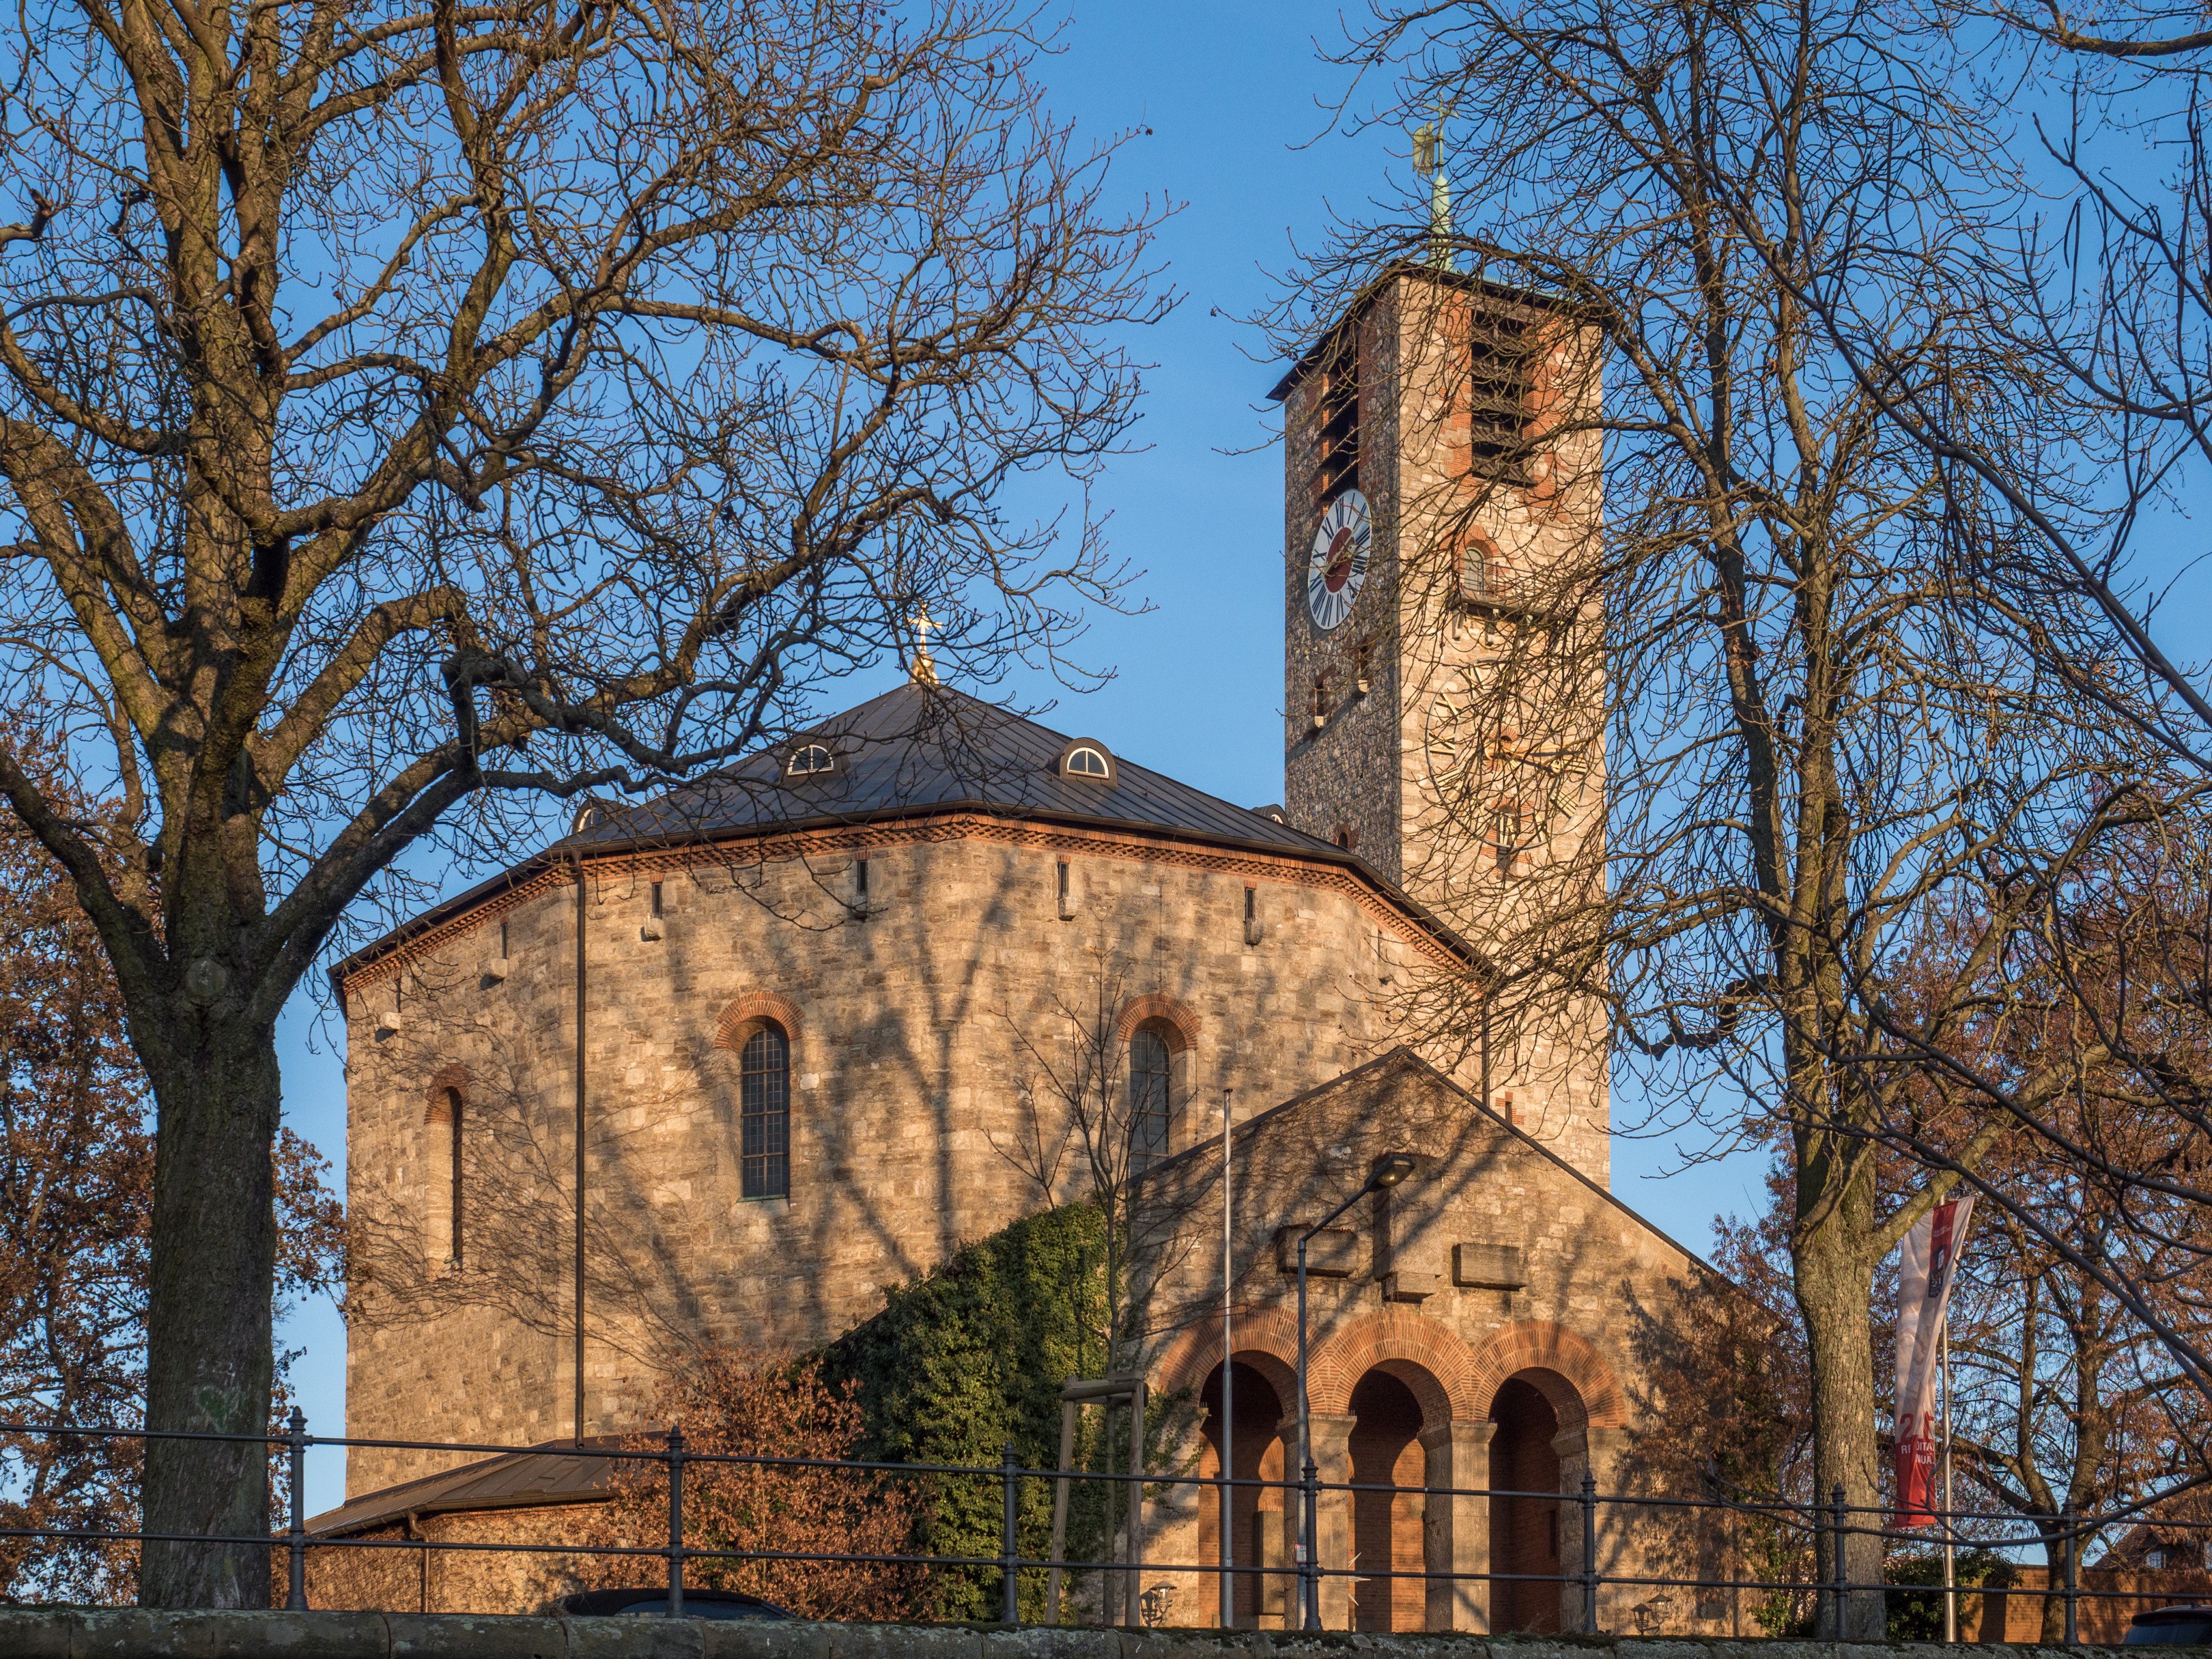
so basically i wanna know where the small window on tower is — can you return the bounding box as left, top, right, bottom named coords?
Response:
left=1461, top=534, right=1512, bottom=604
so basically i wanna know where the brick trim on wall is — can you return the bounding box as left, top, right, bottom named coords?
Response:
left=1463, top=1318, right=1626, bottom=1432
left=1154, top=1307, right=1302, bottom=1410
left=1306, top=1306, right=1483, bottom=1430
left=712, top=992, right=804, bottom=1051
left=1113, top=993, right=1202, bottom=1053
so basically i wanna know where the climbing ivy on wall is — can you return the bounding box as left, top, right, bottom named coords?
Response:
left=821, top=1201, right=1120, bottom=1621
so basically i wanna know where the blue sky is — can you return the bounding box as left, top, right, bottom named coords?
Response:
left=279, top=1, right=1489, bottom=1504
left=273, top=0, right=2211, bottom=1509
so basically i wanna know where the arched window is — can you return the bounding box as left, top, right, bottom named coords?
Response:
left=1055, top=736, right=1116, bottom=784
left=443, top=1087, right=465, bottom=1268
left=1128, top=1027, right=1171, bottom=1174
left=786, top=743, right=836, bottom=778
left=740, top=1025, right=791, bottom=1199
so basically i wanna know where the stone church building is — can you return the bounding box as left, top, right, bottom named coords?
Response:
left=312, top=265, right=1738, bottom=1632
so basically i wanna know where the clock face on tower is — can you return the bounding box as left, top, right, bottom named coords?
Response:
left=1307, top=490, right=1371, bottom=631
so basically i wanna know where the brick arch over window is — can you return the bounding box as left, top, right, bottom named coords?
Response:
left=1307, top=1307, right=1483, bottom=1432
left=1112, top=993, right=1200, bottom=1053
left=423, top=1065, right=468, bottom=1124
left=712, top=992, right=804, bottom=1052
left=1465, top=1320, right=1626, bottom=1432
left=1155, top=1307, right=1301, bottom=1409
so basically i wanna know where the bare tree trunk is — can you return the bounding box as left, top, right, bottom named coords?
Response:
left=138, top=1019, right=279, bottom=1609
left=1792, top=1101, right=1887, bottom=1641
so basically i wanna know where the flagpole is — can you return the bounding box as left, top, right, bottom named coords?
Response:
left=1943, top=1318, right=1956, bottom=1641
left=1219, top=1087, right=1235, bottom=1630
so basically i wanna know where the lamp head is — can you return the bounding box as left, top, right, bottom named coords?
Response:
left=1367, top=1153, right=1417, bottom=1191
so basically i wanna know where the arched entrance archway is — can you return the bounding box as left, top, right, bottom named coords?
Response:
left=1348, top=1369, right=1427, bottom=1631
left=1490, top=1374, right=1564, bottom=1632
left=1198, top=1360, right=1290, bottom=1627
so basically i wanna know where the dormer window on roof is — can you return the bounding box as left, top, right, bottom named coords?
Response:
left=785, top=742, right=838, bottom=779
left=1056, top=739, right=1115, bottom=784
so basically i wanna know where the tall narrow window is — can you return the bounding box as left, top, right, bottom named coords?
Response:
left=740, top=1026, right=791, bottom=1199
left=444, top=1087, right=465, bottom=1268
left=855, top=858, right=869, bottom=901
left=1128, top=1029, right=1171, bottom=1174
left=649, top=881, right=664, bottom=919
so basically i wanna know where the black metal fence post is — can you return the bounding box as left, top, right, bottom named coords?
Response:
left=1001, top=1441, right=1020, bottom=1626
left=1301, top=1455, right=1321, bottom=1629
left=2063, top=1503, right=2079, bottom=1646
left=285, top=1407, right=308, bottom=1612
left=1580, top=1470, right=1599, bottom=1633
left=1830, top=1483, right=1848, bottom=1639
left=666, top=1423, right=685, bottom=1619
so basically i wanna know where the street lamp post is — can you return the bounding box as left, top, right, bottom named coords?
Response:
left=1293, top=1152, right=1417, bottom=1632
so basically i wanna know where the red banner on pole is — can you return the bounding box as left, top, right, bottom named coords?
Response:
left=1894, top=1194, right=1974, bottom=1528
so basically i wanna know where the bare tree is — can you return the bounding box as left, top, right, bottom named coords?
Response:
left=991, top=956, right=1200, bottom=1379
left=0, top=0, right=1166, bottom=1604
left=0, top=709, right=343, bottom=1604
left=1281, top=0, right=2188, bottom=1631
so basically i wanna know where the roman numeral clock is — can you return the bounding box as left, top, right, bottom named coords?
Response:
left=1307, top=489, right=1371, bottom=630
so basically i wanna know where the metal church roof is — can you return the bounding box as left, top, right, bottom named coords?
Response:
left=331, top=680, right=1473, bottom=989
left=564, top=681, right=1335, bottom=856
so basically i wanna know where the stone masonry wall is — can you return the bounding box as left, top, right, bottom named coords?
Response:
left=1133, top=1055, right=1726, bottom=1634
left=341, top=822, right=1468, bottom=1498
left=0, top=1606, right=2151, bottom=1659
left=1282, top=291, right=1403, bottom=884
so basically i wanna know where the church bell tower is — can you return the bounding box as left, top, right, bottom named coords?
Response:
left=1272, top=257, right=1610, bottom=1179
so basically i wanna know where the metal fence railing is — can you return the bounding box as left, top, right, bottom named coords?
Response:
left=1, top=1415, right=2204, bottom=1639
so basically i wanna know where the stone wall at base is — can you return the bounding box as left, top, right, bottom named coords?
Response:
left=286, top=1501, right=605, bottom=1615
left=1949, top=1566, right=2212, bottom=1645
left=0, top=1610, right=2164, bottom=1659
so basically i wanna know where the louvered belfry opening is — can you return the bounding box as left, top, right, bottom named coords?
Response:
left=1313, top=326, right=1360, bottom=507
left=1468, top=311, right=1535, bottom=483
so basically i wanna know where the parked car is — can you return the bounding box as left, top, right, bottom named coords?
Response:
left=559, top=1587, right=794, bottom=1621
left=2126, top=1606, right=2212, bottom=1644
